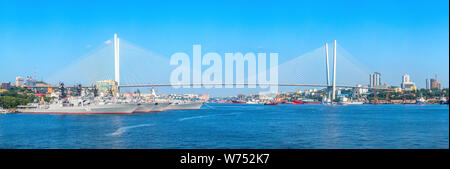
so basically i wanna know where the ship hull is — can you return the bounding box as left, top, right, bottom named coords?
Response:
left=152, top=102, right=170, bottom=112
left=416, top=101, right=426, bottom=105
left=134, top=103, right=158, bottom=113
left=134, top=102, right=172, bottom=112
left=338, top=102, right=364, bottom=105
left=292, top=99, right=321, bottom=104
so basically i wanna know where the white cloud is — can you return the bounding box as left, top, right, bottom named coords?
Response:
left=104, top=40, right=112, bottom=44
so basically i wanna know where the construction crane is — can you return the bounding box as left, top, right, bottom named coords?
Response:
left=373, top=89, right=378, bottom=104
left=385, top=91, right=390, bottom=103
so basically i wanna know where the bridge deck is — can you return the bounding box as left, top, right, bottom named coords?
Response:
left=28, top=83, right=383, bottom=89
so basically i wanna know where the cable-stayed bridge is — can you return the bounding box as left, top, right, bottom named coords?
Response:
left=30, top=34, right=388, bottom=98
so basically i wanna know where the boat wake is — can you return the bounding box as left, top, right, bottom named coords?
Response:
left=203, top=104, right=216, bottom=109
left=109, top=124, right=155, bottom=136
left=178, top=112, right=241, bottom=122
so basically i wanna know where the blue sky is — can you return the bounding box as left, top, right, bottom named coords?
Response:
left=0, top=0, right=448, bottom=91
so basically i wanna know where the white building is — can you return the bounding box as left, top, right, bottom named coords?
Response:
left=14, top=76, right=24, bottom=87
left=401, top=74, right=415, bottom=90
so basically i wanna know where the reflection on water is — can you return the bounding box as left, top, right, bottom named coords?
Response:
left=0, top=104, right=448, bottom=149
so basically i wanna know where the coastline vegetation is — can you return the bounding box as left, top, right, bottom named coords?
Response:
left=0, top=87, right=51, bottom=109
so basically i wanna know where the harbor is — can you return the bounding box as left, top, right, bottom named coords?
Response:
left=0, top=103, right=447, bottom=149
left=0, top=0, right=448, bottom=151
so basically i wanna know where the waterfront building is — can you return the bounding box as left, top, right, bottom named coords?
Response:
left=14, top=76, right=24, bottom=87
left=96, top=80, right=119, bottom=96
left=355, top=84, right=368, bottom=95
left=401, top=74, right=416, bottom=91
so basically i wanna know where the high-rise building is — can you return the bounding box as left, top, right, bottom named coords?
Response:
left=369, top=72, right=382, bottom=88
left=14, top=76, right=24, bottom=87
left=369, top=74, right=374, bottom=88
left=401, top=74, right=415, bottom=90
left=402, top=74, right=410, bottom=83
left=426, top=74, right=442, bottom=90
left=375, top=72, right=381, bottom=86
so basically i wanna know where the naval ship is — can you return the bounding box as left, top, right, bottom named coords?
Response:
left=18, top=83, right=138, bottom=114
left=19, top=103, right=137, bottom=114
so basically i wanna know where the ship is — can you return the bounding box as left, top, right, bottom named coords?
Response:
left=264, top=102, right=278, bottom=106
left=440, top=97, right=448, bottom=105
left=416, top=97, right=427, bottom=105
left=215, top=101, right=232, bottom=103
left=0, top=108, right=7, bottom=114
left=18, top=94, right=138, bottom=114
left=246, top=100, right=259, bottom=104
left=232, top=100, right=246, bottom=104
left=292, top=99, right=321, bottom=104
left=278, top=100, right=288, bottom=104
left=166, top=102, right=203, bottom=110
left=338, top=96, right=364, bottom=105
left=18, top=103, right=137, bottom=114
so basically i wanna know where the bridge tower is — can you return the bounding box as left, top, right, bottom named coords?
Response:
left=332, top=40, right=337, bottom=101
left=114, top=33, right=120, bottom=89
left=324, top=40, right=337, bottom=102
left=325, top=43, right=331, bottom=100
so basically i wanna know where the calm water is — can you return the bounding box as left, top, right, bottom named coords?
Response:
left=0, top=104, right=448, bottom=149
